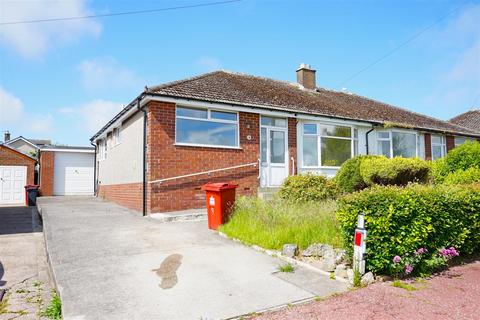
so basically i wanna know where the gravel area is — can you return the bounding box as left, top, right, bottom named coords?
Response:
left=253, top=260, right=480, bottom=320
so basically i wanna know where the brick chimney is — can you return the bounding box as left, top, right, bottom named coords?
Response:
left=296, top=63, right=316, bottom=89
left=4, top=131, right=10, bottom=142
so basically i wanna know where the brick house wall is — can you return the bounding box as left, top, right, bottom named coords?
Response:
left=446, top=135, right=455, bottom=152
left=39, top=151, right=54, bottom=196
left=146, top=101, right=261, bottom=213
left=288, top=118, right=297, bottom=175
left=0, top=145, right=36, bottom=185
left=424, top=133, right=432, bottom=161
left=98, top=183, right=143, bottom=212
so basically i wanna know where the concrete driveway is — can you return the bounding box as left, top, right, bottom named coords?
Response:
left=38, top=197, right=347, bottom=320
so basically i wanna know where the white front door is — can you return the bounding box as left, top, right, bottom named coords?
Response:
left=54, top=152, right=94, bottom=196
left=0, top=166, right=27, bottom=205
left=260, top=116, right=288, bottom=187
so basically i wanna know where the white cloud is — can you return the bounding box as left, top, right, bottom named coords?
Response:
left=196, top=56, right=222, bottom=71
left=60, top=100, right=124, bottom=134
left=77, top=57, right=144, bottom=93
left=0, top=0, right=101, bottom=58
left=423, top=4, right=480, bottom=114
left=0, top=86, right=53, bottom=136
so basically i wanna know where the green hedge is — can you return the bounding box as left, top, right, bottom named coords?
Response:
left=444, top=141, right=480, bottom=172
left=279, top=174, right=338, bottom=202
left=444, top=167, right=480, bottom=185
left=360, top=156, right=430, bottom=186
left=335, top=155, right=381, bottom=193
left=336, top=184, right=480, bottom=274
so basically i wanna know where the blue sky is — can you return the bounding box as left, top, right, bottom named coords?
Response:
left=0, top=0, right=479, bottom=146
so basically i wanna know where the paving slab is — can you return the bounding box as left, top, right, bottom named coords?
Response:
left=38, top=196, right=348, bottom=320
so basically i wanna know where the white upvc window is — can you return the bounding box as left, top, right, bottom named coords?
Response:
left=377, top=130, right=418, bottom=158
left=431, top=135, right=446, bottom=160
left=98, top=139, right=106, bottom=161
left=175, top=106, right=239, bottom=148
left=113, top=127, right=122, bottom=146
left=454, top=136, right=473, bottom=147
left=301, top=122, right=353, bottom=168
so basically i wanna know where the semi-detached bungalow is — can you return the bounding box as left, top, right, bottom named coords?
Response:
left=90, top=64, right=480, bottom=215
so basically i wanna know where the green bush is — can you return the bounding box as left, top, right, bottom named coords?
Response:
left=444, top=141, right=480, bottom=172
left=279, top=173, right=338, bottom=202
left=335, top=155, right=382, bottom=193
left=430, top=158, right=449, bottom=184
left=336, top=184, right=480, bottom=274
left=444, top=167, right=480, bottom=185
left=360, top=156, right=431, bottom=186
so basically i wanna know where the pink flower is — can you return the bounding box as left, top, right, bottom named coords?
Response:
left=393, top=255, right=401, bottom=264
left=404, top=264, right=413, bottom=275
left=414, top=248, right=427, bottom=256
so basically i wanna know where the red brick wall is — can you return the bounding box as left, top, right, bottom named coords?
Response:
left=0, top=146, right=35, bottom=185
left=39, top=151, right=54, bottom=196
left=98, top=183, right=143, bottom=212
left=146, top=101, right=260, bottom=213
left=288, top=118, right=297, bottom=175
left=446, top=135, right=455, bottom=152
left=424, top=133, right=432, bottom=161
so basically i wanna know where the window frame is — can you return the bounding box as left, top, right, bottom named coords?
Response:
left=175, top=105, right=240, bottom=149
left=97, top=139, right=106, bottom=161
left=300, top=122, right=354, bottom=169
left=376, top=129, right=418, bottom=158
left=431, top=134, right=446, bottom=160
left=113, top=127, right=122, bottom=147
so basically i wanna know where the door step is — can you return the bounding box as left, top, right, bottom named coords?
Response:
left=258, top=187, right=280, bottom=201
left=149, top=208, right=207, bottom=223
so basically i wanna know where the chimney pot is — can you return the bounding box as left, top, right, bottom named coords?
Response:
left=4, top=131, right=10, bottom=142
left=296, top=63, right=316, bottom=89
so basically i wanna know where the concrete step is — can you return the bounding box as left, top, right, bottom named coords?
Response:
left=149, top=208, right=207, bottom=223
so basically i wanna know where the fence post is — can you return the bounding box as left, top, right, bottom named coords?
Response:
left=353, top=213, right=367, bottom=275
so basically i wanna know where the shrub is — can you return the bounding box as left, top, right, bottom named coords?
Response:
left=444, top=167, right=480, bottom=185
left=444, top=141, right=480, bottom=172
left=279, top=173, right=338, bottom=202
left=360, top=156, right=431, bottom=186
left=430, top=158, right=449, bottom=184
left=335, top=155, right=382, bottom=193
left=336, top=184, right=480, bottom=274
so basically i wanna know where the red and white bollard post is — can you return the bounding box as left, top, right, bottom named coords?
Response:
left=353, top=213, right=367, bottom=275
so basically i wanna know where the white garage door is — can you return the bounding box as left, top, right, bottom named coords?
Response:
left=0, top=166, right=27, bottom=205
left=54, top=152, right=94, bottom=196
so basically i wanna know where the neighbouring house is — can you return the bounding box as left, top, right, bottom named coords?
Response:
left=90, top=64, right=480, bottom=215
left=0, top=144, right=36, bottom=205
left=450, top=109, right=480, bottom=138
left=3, top=132, right=51, bottom=158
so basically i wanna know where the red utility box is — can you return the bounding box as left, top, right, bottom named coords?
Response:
left=202, top=182, right=238, bottom=230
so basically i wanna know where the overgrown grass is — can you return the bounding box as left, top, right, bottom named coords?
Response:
left=220, top=197, right=343, bottom=250
left=40, top=291, right=62, bottom=320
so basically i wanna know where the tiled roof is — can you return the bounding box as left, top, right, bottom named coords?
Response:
left=147, top=71, right=479, bottom=136
left=450, top=109, right=480, bottom=133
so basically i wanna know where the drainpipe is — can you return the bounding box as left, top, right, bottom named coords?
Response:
left=137, top=97, right=147, bottom=216
left=90, top=141, right=97, bottom=196
left=365, top=126, right=375, bottom=155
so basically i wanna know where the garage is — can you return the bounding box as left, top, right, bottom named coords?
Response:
left=39, top=146, right=95, bottom=196
left=0, top=145, right=36, bottom=205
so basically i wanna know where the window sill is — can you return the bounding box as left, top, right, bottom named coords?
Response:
left=174, top=143, right=242, bottom=150
left=300, top=166, right=341, bottom=170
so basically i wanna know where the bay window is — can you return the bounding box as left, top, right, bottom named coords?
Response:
left=175, top=106, right=239, bottom=148
left=431, top=135, right=446, bottom=160
left=377, top=131, right=417, bottom=158
left=302, top=123, right=353, bottom=167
